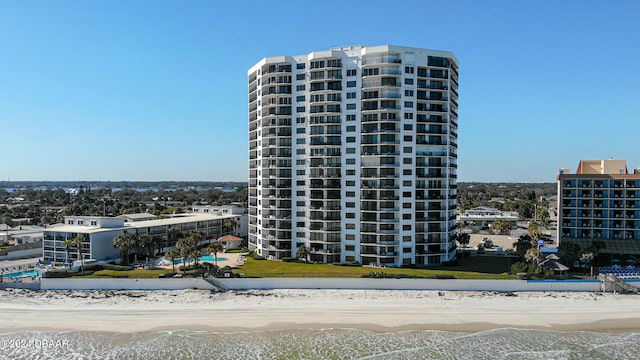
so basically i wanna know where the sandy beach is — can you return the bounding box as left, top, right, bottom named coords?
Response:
left=1, top=289, right=639, bottom=334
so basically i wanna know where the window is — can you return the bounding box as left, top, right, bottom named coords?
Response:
left=346, top=114, right=356, bottom=121
left=405, top=66, right=414, bottom=74
left=346, top=170, right=356, bottom=175
left=346, top=191, right=355, bottom=197
left=403, top=202, right=412, bottom=208
left=346, top=92, right=357, bottom=99
left=346, top=158, right=356, bottom=164
left=296, top=148, right=305, bottom=154
left=404, top=90, right=414, bottom=96
left=403, top=236, right=411, bottom=242
left=346, top=147, right=356, bottom=154
left=403, top=214, right=412, bottom=219
left=346, top=136, right=356, bottom=143
left=296, top=117, right=305, bottom=123
left=347, top=81, right=357, bottom=87
left=296, top=221, right=305, bottom=227
left=403, top=224, right=412, bottom=231
left=363, top=68, right=379, bottom=76
left=403, top=169, right=412, bottom=175
left=405, top=78, right=414, bottom=85
left=90, top=221, right=97, bottom=226
left=346, top=125, right=356, bottom=132
left=297, top=63, right=305, bottom=69
left=346, top=223, right=356, bottom=229
left=296, top=73, right=305, bottom=80
left=297, top=180, right=305, bottom=185
left=67, top=220, right=74, bottom=225
left=346, top=213, right=355, bottom=218
left=296, top=201, right=305, bottom=206
left=403, top=136, right=413, bottom=142
left=346, top=103, right=356, bottom=110
left=403, top=191, right=412, bottom=197
left=296, top=85, right=305, bottom=91
left=296, top=190, right=305, bottom=196
left=296, top=138, right=305, bottom=144
left=346, top=180, right=356, bottom=186
left=404, top=112, right=413, bottom=119
left=296, top=106, right=305, bottom=112
left=296, top=128, right=305, bottom=133
left=403, top=180, right=412, bottom=186
left=404, top=101, right=413, bottom=108
left=346, top=202, right=355, bottom=208
left=327, top=104, right=341, bottom=112
left=296, top=95, right=305, bottom=102
left=347, top=69, right=357, bottom=76
left=404, top=124, right=413, bottom=130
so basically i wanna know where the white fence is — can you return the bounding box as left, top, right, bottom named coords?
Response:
left=217, top=278, right=602, bottom=292
left=41, top=278, right=217, bottom=291
left=40, top=277, right=603, bottom=292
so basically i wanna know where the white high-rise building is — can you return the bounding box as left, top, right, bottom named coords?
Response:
left=248, top=45, right=459, bottom=266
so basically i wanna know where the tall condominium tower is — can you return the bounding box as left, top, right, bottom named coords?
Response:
left=248, top=45, right=459, bottom=266
left=558, top=160, right=640, bottom=256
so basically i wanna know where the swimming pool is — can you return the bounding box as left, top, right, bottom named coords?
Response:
left=2, top=269, right=45, bottom=279
left=172, top=255, right=229, bottom=264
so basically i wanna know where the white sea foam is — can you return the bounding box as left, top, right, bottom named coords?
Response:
left=1, top=329, right=639, bottom=360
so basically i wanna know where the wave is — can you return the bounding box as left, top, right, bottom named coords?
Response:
left=1, top=328, right=639, bottom=360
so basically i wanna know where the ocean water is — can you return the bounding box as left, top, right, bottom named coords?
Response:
left=1, top=329, right=639, bottom=360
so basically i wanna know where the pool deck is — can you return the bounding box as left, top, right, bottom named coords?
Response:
left=0, top=257, right=42, bottom=273
left=159, top=252, right=245, bottom=269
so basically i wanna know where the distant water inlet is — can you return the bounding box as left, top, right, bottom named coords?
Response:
left=172, top=255, right=229, bottom=265
left=1, top=329, right=640, bottom=359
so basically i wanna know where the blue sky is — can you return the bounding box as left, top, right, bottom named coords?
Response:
left=1, top=1, right=638, bottom=182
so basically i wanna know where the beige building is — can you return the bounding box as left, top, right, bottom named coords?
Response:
left=557, top=159, right=640, bottom=256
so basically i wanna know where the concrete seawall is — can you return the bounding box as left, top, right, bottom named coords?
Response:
left=37, top=278, right=614, bottom=292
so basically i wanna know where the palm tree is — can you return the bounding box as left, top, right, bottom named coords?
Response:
left=167, top=227, right=182, bottom=246
left=524, top=247, right=543, bottom=264
left=189, top=231, right=203, bottom=250
left=513, top=234, right=534, bottom=259
left=138, top=234, right=153, bottom=260
left=113, top=233, right=134, bottom=265
left=456, top=232, right=471, bottom=249
left=296, top=245, right=310, bottom=262
left=72, top=235, right=85, bottom=274
left=176, top=237, right=196, bottom=274
left=208, top=242, right=224, bottom=268
left=153, top=235, right=165, bottom=256
left=223, top=218, right=240, bottom=235
left=165, top=249, right=180, bottom=273
left=62, top=238, right=73, bottom=270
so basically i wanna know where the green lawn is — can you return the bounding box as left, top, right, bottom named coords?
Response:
left=65, top=256, right=517, bottom=279
left=234, top=257, right=516, bottom=279
left=78, top=269, right=175, bottom=279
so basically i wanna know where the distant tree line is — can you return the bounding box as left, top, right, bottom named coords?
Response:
left=457, top=182, right=556, bottom=219
left=0, top=184, right=247, bottom=226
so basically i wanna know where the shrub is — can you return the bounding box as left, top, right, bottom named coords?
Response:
left=103, top=264, right=133, bottom=271
left=43, top=270, right=76, bottom=278
left=442, top=260, right=460, bottom=267
left=83, top=264, right=104, bottom=272
left=335, top=261, right=362, bottom=267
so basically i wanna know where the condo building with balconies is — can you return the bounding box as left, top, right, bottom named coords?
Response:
left=248, top=45, right=459, bottom=266
left=558, top=159, right=640, bottom=256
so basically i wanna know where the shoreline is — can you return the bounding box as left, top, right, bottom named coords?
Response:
left=1, top=289, right=639, bottom=334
